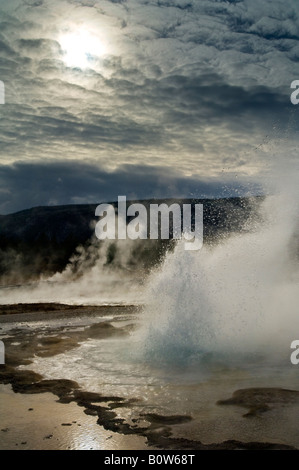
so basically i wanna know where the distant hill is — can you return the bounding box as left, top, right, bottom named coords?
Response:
left=0, top=197, right=263, bottom=285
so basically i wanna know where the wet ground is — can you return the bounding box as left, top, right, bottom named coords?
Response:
left=0, top=304, right=299, bottom=450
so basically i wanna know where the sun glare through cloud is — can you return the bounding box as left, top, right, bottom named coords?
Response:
left=59, top=29, right=108, bottom=69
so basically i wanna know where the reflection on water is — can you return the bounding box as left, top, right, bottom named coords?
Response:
left=0, top=384, right=147, bottom=450
left=8, top=309, right=299, bottom=449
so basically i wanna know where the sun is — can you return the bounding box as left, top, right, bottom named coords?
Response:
left=59, top=30, right=107, bottom=69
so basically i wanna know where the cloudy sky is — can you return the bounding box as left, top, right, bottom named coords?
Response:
left=0, top=0, right=298, bottom=213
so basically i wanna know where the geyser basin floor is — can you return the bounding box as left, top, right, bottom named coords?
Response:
left=0, top=384, right=147, bottom=450
left=1, top=304, right=299, bottom=450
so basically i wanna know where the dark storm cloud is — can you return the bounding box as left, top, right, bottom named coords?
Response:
left=0, top=0, right=298, bottom=210
left=0, top=160, right=260, bottom=214
left=23, top=1, right=44, bottom=6
left=1, top=102, right=163, bottom=148
left=116, top=0, right=299, bottom=55
left=0, top=61, right=292, bottom=161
